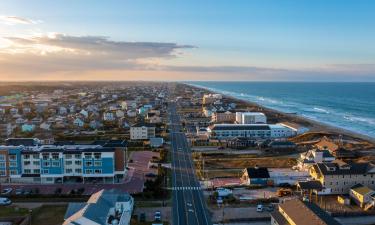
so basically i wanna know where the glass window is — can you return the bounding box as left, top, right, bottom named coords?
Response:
left=94, top=169, right=102, bottom=174
left=0, top=162, right=5, bottom=167
left=23, top=154, right=30, bottom=159
left=33, top=161, right=40, bottom=166
left=52, top=161, right=60, bottom=167
left=65, top=169, right=72, bottom=173
left=52, top=153, right=59, bottom=160
left=24, top=169, right=31, bottom=174
left=32, top=154, right=39, bottom=159
left=94, top=161, right=102, bottom=167
left=65, top=154, right=72, bottom=159
left=33, top=169, right=40, bottom=174
left=43, top=169, right=49, bottom=174
left=42, top=154, right=49, bottom=160
left=43, top=161, right=50, bottom=167
left=75, top=168, right=82, bottom=173
left=10, top=170, right=18, bottom=175
left=85, top=161, right=92, bottom=167
left=94, top=153, right=101, bottom=159
left=9, top=155, right=16, bottom=161
left=0, top=169, right=5, bottom=176
left=0, top=155, right=5, bottom=161
left=9, top=162, right=17, bottom=167
left=84, top=153, right=92, bottom=159
left=75, top=161, right=82, bottom=166
left=75, top=154, right=81, bottom=159
left=24, top=161, right=31, bottom=165
left=85, top=169, right=92, bottom=174
left=65, top=161, right=73, bottom=165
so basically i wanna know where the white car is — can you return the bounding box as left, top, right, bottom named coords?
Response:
left=1, top=188, right=13, bottom=195
left=0, top=197, right=12, bottom=206
left=256, top=204, right=263, bottom=212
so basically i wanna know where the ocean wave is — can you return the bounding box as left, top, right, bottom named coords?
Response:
left=343, top=115, right=375, bottom=125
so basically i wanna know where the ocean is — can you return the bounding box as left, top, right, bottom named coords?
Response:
left=187, top=82, right=375, bottom=138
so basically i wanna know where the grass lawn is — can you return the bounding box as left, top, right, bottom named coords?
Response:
left=31, top=205, right=67, bottom=225
left=0, top=206, right=29, bottom=217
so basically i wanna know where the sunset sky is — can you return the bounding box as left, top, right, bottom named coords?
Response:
left=0, top=0, right=374, bottom=81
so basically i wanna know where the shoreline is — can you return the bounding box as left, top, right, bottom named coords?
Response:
left=183, top=83, right=375, bottom=144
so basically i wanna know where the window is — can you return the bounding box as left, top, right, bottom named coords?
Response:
left=94, top=161, right=102, bottom=167
left=42, top=154, right=49, bottom=160
left=52, top=161, right=60, bottom=167
left=85, top=169, right=92, bottom=174
left=33, top=161, right=40, bottom=166
left=65, top=161, right=73, bottom=166
left=52, top=153, right=59, bottom=160
left=75, top=154, right=81, bottom=159
left=24, top=169, right=31, bottom=174
left=43, top=169, right=49, bottom=174
left=94, top=153, right=101, bottom=159
left=84, top=153, right=92, bottom=159
left=43, top=161, right=50, bottom=167
left=0, top=169, right=5, bottom=176
left=75, top=168, right=82, bottom=173
left=9, top=162, right=17, bottom=167
left=85, top=161, right=92, bottom=167
left=10, top=170, right=17, bottom=175
left=23, top=154, right=30, bottom=159
left=33, top=169, right=40, bottom=174
left=75, top=161, right=82, bottom=166
left=0, top=162, right=5, bottom=167
left=94, top=169, right=102, bottom=174
left=65, top=169, right=73, bottom=174
left=32, top=154, right=39, bottom=159
left=65, top=154, right=72, bottom=159
left=0, top=155, right=5, bottom=161
left=23, top=161, right=31, bottom=166
left=9, top=155, right=16, bottom=161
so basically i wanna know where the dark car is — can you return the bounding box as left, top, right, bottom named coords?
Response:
left=139, top=212, right=146, bottom=222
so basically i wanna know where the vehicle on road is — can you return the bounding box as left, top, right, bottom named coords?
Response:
left=188, top=208, right=194, bottom=213
left=154, top=211, right=161, bottom=221
left=0, top=197, right=12, bottom=206
left=1, top=188, right=13, bottom=195
left=277, top=188, right=293, bottom=197
left=256, top=204, right=263, bottom=212
left=187, top=202, right=192, bottom=207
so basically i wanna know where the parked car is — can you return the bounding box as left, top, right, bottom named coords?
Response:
left=145, top=173, right=157, bottom=178
left=216, top=188, right=232, bottom=197
left=15, top=188, right=24, bottom=195
left=154, top=211, right=161, bottom=221
left=1, top=188, right=13, bottom=195
left=0, top=197, right=12, bottom=206
left=256, top=204, right=263, bottom=212
left=139, top=212, right=146, bottom=222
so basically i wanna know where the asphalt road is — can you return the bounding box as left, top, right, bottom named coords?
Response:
left=169, top=102, right=212, bottom=225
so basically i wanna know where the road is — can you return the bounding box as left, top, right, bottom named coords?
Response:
left=169, top=102, right=212, bottom=225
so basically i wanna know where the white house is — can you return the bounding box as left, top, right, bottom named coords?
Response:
left=297, top=149, right=335, bottom=171
left=103, top=112, right=115, bottom=121
left=73, top=118, right=84, bottom=127
left=130, top=123, right=156, bottom=140
left=63, top=189, right=134, bottom=225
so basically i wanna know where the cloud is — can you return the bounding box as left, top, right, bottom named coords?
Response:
left=0, top=33, right=195, bottom=74
left=0, top=16, right=40, bottom=25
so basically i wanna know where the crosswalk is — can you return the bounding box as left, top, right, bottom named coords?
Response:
left=172, top=186, right=202, bottom=191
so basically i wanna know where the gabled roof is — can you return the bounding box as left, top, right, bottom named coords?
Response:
left=313, top=162, right=372, bottom=176
left=351, top=184, right=374, bottom=196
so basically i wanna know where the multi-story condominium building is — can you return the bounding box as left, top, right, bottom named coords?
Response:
left=211, top=110, right=236, bottom=123
left=0, top=139, right=127, bottom=184
left=310, top=161, right=375, bottom=195
left=130, top=123, right=155, bottom=140
left=207, top=124, right=295, bottom=139
left=235, top=112, right=267, bottom=124
left=202, top=93, right=222, bottom=105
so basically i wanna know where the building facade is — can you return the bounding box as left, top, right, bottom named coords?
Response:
left=0, top=139, right=127, bottom=184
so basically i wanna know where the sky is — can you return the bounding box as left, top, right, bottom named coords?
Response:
left=0, top=0, right=374, bottom=81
